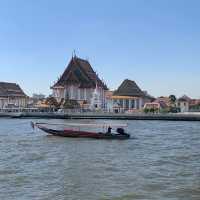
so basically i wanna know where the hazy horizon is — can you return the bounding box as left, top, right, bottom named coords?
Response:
left=0, top=0, right=200, bottom=98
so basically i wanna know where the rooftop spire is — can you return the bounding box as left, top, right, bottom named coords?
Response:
left=72, top=49, right=76, bottom=58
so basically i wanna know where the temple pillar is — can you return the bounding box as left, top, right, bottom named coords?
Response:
left=84, top=88, right=87, bottom=100
left=78, top=88, right=80, bottom=100
left=132, top=99, right=135, bottom=109
left=71, top=86, right=74, bottom=99
left=122, top=99, right=125, bottom=112
left=139, top=98, right=143, bottom=109
left=129, top=99, right=131, bottom=110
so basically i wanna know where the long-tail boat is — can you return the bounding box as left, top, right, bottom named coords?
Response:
left=31, top=122, right=130, bottom=139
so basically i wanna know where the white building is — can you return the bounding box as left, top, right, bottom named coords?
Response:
left=177, top=95, right=190, bottom=113
left=109, top=79, right=153, bottom=113
left=51, top=56, right=108, bottom=109
left=0, top=82, right=28, bottom=108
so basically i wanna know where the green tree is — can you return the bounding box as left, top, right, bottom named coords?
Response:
left=63, top=99, right=80, bottom=109
left=143, top=108, right=149, bottom=113
left=169, top=95, right=177, bottom=104
left=45, top=97, right=59, bottom=109
left=149, top=108, right=155, bottom=113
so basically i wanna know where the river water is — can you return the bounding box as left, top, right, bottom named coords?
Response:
left=0, top=118, right=200, bottom=200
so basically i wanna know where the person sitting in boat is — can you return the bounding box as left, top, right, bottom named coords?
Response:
left=107, top=126, right=112, bottom=134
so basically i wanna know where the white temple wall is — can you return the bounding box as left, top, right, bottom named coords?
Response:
left=0, top=97, right=27, bottom=108
left=53, top=86, right=106, bottom=109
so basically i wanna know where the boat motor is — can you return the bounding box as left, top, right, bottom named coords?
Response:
left=116, top=128, right=125, bottom=134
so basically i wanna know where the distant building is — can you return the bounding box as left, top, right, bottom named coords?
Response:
left=177, top=95, right=190, bottom=112
left=32, top=93, right=46, bottom=99
left=144, top=100, right=169, bottom=113
left=51, top=56, right=108, bottom=109
left=156, top=96, right=171, bottom=107
left=190, top=99, right=200, bottom=106
left=0, top=82, right=28, bottom=108
left=189, top=98, right=200, bottom=111
left=142, top=91, right=155, bottom=105
left=27, top=93, right=46, bottom=108
left=110, top=79, right=152, bottom=113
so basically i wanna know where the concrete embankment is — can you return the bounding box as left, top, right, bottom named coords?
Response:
left=1, top=112, right=200, bottom=121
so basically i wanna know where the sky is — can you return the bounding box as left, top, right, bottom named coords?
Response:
left=0, top=0, right=200, bottom=98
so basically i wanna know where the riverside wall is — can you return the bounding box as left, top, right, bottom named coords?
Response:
left=1, top=112, right=200, bottom=121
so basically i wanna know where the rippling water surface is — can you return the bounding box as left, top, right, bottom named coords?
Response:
left=0, top=118, right=200, bottom=200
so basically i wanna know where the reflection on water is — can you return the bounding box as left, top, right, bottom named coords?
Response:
left=0, top=118, right=200, bottom=200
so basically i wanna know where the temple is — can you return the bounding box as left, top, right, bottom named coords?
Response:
left=110, top=79, right=153, bottom=113
left=51, top=56, right=108, bottom=109
left=0, top=82, right=28, bottom=108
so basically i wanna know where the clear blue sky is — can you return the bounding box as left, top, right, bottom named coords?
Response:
left=0, top=0, right=200, bottom=98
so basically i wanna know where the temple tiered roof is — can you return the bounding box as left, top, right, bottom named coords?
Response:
left=113, top=79, right=145, bottom=97
left=52, top=56, right=108, bottom=90
left=0, top=82, right=27, bottom=97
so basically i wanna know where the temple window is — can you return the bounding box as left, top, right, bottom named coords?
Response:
left=131, top=99, right=135, bottom=108
left=119, top=99, right=123, bottom=107
left=125, top=99, right=129, bottom=109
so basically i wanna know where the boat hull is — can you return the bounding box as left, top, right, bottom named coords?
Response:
left=37, top=125, right=130, bottom=140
